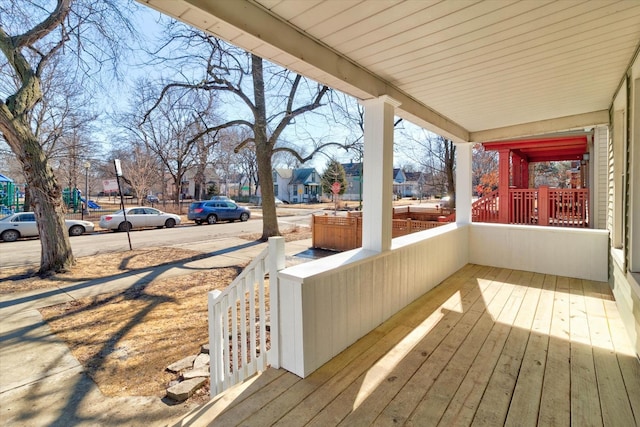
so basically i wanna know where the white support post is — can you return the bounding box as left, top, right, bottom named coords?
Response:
left=359, top=95, right=401, bottom=252
left=268, top=236, right=285, bottom=368
left=454, top=142, right=473, bottom=224
left=630, top=79, right=640, bottom=272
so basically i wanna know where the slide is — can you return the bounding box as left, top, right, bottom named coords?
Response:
left=81, top=197, right=101, bottom=210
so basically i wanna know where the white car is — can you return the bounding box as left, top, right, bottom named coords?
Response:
left=0, top=212, right=95, bottom=242
left=99, top=207, right=181, bottom=231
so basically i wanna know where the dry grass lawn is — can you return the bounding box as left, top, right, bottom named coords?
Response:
left=0, top=226, right=311, bottom=405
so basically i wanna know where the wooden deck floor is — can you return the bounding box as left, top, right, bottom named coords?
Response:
left=176, top=265, right=640, bottom=427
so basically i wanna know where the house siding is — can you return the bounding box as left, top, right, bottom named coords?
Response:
left=594, top=126, right=608, bottom=230
left=608, top=56, right=640, bottom=358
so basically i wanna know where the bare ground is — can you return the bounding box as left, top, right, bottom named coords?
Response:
left=0, top=226, right=311, bottom=409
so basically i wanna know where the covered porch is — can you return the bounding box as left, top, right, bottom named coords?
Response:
left=137, top=1, right=640, bottom=425
left=177, top=263, right=639, bottom=426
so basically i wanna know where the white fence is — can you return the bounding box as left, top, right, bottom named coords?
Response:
left=208, top=237, right=285, bottom=396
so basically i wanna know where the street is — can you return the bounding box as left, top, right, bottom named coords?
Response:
left=0, top=210, right=317, bottom=269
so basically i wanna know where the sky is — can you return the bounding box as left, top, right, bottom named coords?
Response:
left=110, top=2, right=422, bottom=172
left=1, top=0, right=420, bottom=181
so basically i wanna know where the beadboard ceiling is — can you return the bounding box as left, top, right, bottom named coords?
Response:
left=139, top=0, right=640, bottom=142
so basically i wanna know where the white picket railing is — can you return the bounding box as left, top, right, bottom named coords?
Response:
left=208, top=237, right=285, bottom=397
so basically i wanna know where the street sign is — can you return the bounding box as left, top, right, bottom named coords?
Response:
left=102, top=179, right=118, bottom=192
left=331, top=182, right=341, bottom=194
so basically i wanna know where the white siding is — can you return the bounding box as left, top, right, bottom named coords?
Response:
left=593, top=126, right=609, bottom=230
left=469, top=223, right=609, bottom=282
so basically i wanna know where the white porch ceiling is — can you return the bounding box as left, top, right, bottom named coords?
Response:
left=139, top=0, right=640, bottom=143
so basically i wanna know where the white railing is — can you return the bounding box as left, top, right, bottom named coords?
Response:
left=208, top=237, right=284, bottom=397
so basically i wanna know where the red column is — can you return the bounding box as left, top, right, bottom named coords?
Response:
left=498, top=149, right=510, bottom=223
left=538, top=185, right=549, bottom=226
left=512, top=152, right=522, bottom=188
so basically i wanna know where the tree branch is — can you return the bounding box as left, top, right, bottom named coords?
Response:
left=12, top=0, right=72, bottom=49
left=186, top=119, right=253, bottom=145
left=270, top=84, right=330, bottom=146
left=273, top=140, right=351, bottom=164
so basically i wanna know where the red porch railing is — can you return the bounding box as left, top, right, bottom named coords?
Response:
left=472, top=187, right=589, bottom=227
left=546, top=188, right=589, bottom=227
left=472, top=189, right=499, bottom=222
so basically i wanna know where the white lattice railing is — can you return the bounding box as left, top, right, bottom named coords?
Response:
left=208, top=237, right=285, bottom=397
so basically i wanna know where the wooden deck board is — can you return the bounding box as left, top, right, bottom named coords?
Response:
left=583, top=280, right=637, bottom=427
left=179, top=265, right=640, bottom=427
left=504, top=273, right=553, bottom=427
left=369, top=304, right=483, bottom=424
left=373, top=270, right=519, bottom=426
left=435, top=268, right=516, bottom=427
left=471, top=271, right=538, bottom=426
left=326, top=266, right=496, bottom=426
left=538, top=275, right=572, bottom=426
left=569, top=277, right=603, bottom=426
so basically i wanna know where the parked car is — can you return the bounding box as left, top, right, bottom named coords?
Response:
left=188, top=200, right=250, bottom=224
left=146, top=194, right=159, bottom=204
left=99, top=207, right=180, bottom=231
left=440, top=196, right=452, bottom=207
left=0, top=212, right=94, bottom=242
left=210, top=195, right=235, bottom=203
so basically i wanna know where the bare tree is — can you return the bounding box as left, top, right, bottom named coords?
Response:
left=126, top=81, right=220, bottom=211
left=109, top=142, right=162, bottom=202
left=398, top=129, right=456, bottom=205
left=234, top=128, right=259, bottom=197
left=0, top=0, right=135, bottom=275
left=212, top=130, right=241, bottom=198
left=145, top=27, right=338, bottom=239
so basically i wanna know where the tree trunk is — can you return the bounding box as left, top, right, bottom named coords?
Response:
left=256, top=143, right=279, bottom=239
left=252, top=55, right=279, bottom=239
left=15, top=133, right=74, bottom=274
left=445, top=140, right=456, bottom=209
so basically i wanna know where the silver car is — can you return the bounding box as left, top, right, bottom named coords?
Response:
left=99, top=207, right=180, bottom=231
left=0, top=212, right=95, bottom=242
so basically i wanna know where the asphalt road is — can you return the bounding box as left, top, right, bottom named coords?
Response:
left=0, top=210, right=318, bottom=269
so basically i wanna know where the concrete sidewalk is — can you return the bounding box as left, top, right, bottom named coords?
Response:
left=0, top=238, right=313, bottom=427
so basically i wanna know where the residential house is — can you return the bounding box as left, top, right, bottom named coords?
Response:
left=402, top=171, right=427, bottom=199
left=143, top=1, right=640, bottom=424
left=341, top=161, right=362, bottom=202
left=287, top=168, right=321, bottom=203
left=391, top=168, right=408, bottom=198
left=272, top=168, right=293, bottom=202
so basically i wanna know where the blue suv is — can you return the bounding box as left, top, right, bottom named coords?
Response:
left=188, top=200, right=251, bottom=225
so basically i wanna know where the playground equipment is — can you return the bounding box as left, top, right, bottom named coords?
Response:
left=62, top=188, right=82, bottom=212
left=0, top=173, right=23, bottom=214
left=0, top=175, right=102, bottom=215
left=81, top=197, right=101, bottom=210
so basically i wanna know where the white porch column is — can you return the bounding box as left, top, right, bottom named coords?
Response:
left=454, top=142, right=473, bottom=224
left=359, top=95, right=400, bottom=252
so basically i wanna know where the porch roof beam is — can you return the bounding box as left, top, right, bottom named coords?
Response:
left=527, top=154, right=584, bottom=162
left=471, top=110, right=609, bottom=143
left=483, top=137, right=588, bottom=151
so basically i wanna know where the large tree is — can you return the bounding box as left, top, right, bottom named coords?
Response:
left=130, top=80, right=219, bottom=210
left=399, top=129, right=456, bottom=206
left=0, top=1, right=76, bottom=274
left=146, top=28, right=333, bottom=239
left=321, top=159, right=347, bottom=197
left=472, top=143, right=498, bottom=196
left=0, top=0, right=135, bottom=275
